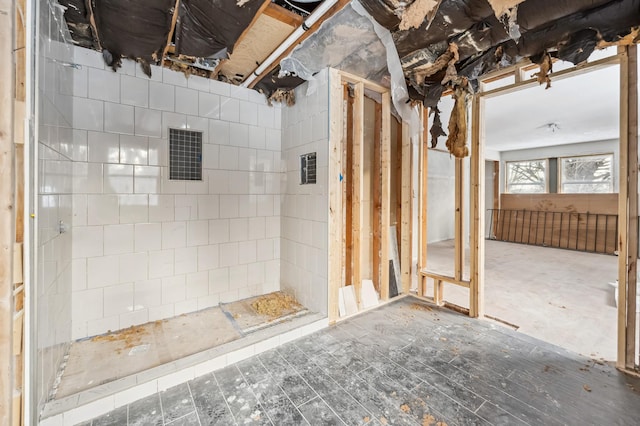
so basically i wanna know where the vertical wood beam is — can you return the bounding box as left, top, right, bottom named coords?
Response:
left=470, top=94, right=485, bottom=318
left=344, top=85, right=354, bottom=288
left=372, top=103, right=382, bottom=294
left=352, top=82, right=364, bottom=305
left=419, top=106, right=429, bottom=296
left=454, top=158, right=464, bottom=281
left=401, top=122, right=412, bottom=294
left=328, top=69, right=343, bottom=324
left=380, top=93, right=391, bottom=301
left=626, top=44, right=638, bottom=368
left=618, top=47, right=630, bottom=368
left=618, top=45, right=638, bottom=368
left=1, top=0, right=16, bottom=423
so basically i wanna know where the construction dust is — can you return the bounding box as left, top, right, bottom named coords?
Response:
left=91, top=324, right=148, bottom=349
left=423, top=414, right=436, bottom=426
left=409, top=303, right=433, bottom=312
left=251, top=292, right=301, bottom=318
left=400, top=403, right=411, bottom=413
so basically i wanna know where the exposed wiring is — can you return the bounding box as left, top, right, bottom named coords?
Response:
left=282, top=0, right=311, bottom=16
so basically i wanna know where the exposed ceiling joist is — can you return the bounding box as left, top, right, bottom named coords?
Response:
left=263, top=2, right=304, bottom=27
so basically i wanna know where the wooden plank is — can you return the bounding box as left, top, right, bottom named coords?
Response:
left=14, top=116, right=23, bottom=244
left=470, top=94, right=485, bottom=318
left=420, top=271, right=471, bottom=288
left=372, top=102, right=382, bottom=294
left=617, top=47, right=629, bottom=369
left=345, top=85, right=354, bottom=287
left=1, top=0, right=15, bottom=423
left=481, top=55, right=621, bottom=98
left=352, top=82, right=364, bottom=306
left=500, top=193, right=618, bottom=215
left=14, top=0, right=25, bottom=102
left=623, top=44, right=638, bottom=368
left=433, top=279, right=444, bottom=306
left=400, top=122, right=412, bottom=294
left=328, top=68, right=344, bottom=324
left=492, top=160, right=499, bottom=237
left=219, top=13, right=294, bottom=81
left=248, top=0, right=350, bottom=88
left=419, top=106, right=429, bottom=297
left=454, top=158, right=464, bottom=281
left=338, top=70, right=389, bottom=94
left=396, top=119, right=402, bottom=253
left=380, top=92, right=391, bottom=301
left=263, top=2, right=304, bottom=27
left=162, top=0, right=181, bottom=60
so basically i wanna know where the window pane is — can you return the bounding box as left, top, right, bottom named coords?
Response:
left=506, top=160, right=546, bottom=193
left=560, top=154, right=612, bottom=193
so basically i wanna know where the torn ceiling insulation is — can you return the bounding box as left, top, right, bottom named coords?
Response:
left=59, top=0, right=270, bottom=76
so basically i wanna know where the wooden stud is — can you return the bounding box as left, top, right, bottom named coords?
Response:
left=352, top=81, right=364, bottom=305
left=162, top=0, right=181, bottom=61
left=492, top=160, right=500, bottom=238
left=617, top=46, right=630, bottom=368
left=263, top=2, right=304, bottom=27
left=14, top=0, right=25, bottom=102
left=434, top=279, right=444, bottom=306
left=625, top=44, right=638, bottom=368
left=380, top=92, right=391, bottom=301
left=470, top=94, right=485, bottom=318
left=328, top=68, right=343, bottom=324
left=372, top=102, right=382, bottom=294
left=344, top=85, right=354, bottom=288
left=454, top=158, right=464, bottom=282
left=618, top=45, right=638, bottom=368
left=248, top=0, right=350, bottom=88
left=421, top=271, right=470, bottom=289
left=1, top=0, right=16, bottom=423
left=401, top=122, right=412, bottom=294
left=419, top=106, right=429, bottom=296
left=86, top=0, right=103, bottom=50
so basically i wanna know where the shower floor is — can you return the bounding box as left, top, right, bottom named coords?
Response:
left=54, top=291, right=309, bottom=399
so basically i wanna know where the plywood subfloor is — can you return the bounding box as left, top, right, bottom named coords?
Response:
left=86, top=297, right=640, bottom=426
left=56, top=292, right=306, bottom=399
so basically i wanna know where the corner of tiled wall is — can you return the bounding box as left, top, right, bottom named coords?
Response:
left=280, top=69, right=330, bottom=315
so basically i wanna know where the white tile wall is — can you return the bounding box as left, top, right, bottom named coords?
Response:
left=280, top=69, right=330, bottom=315
left=68, top=45, right=283, bottom=339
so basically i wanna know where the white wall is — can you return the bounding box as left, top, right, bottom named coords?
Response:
left=280, top=70, right=329, bottom=315
left=427, top=150, right=456, bottom=243
left=36, top=0, right=74, bottom=411
left=65, top=46, right=282, bottom=339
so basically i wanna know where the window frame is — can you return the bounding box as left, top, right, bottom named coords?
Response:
left=505, top=158, right=549, bottom=194
left=558, top=153, right=614, bottom=194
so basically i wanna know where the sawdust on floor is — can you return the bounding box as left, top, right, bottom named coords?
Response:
left=90, top=324, right=150, bottom=350
left=409, top=302, right=433, bottom=312
left=251, top=292, right=301, bottom=318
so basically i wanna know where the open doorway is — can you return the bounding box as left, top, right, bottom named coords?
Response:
left=423, top=47, right=638, bottom=363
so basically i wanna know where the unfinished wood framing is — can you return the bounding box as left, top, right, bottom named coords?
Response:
left=351, top=81, right=365, bottom=304
left=469, top=94, right=485, bottom=318
left=379, top=92, right=391, bottom=301
left=161, top=0, right=181, bottom=60
left=617, top=44, right=638, bottom=369
left=263, top=2, right=304, bottom=27
left=418, top=106, right=428, bottom=297
left=329, top=69, right=393, bottom=320
left=454, top=159, right=464, bottom=282
left=400, top=122, right=412, bottom=294
left=1, top=0, right=16, bottom=423
left=328, top=68, right=343, bottom=324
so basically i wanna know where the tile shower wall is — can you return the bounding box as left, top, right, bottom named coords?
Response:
left=280, top=70, right=330, bottom=315
left=68, top=46, right=282, bottom=339
left=37, top=0, right=75, bottom=411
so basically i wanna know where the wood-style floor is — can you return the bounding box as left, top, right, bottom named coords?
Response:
left=81, top=296, right=640, bottom=425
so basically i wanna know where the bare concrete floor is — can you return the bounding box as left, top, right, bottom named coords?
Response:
left=426, top=239, right=619, bottom=360
left=55, top=292, right=308, bottom=399
left=84, top=297, right=640, bottom=426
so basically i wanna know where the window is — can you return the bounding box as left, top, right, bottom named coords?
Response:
left=169, top=128, right=202, bottom=181
left=506, top=160, right=546, bottom=193
left=300, top=152, right=317, bottom=185
left=560, top=154, right=613, bottom=193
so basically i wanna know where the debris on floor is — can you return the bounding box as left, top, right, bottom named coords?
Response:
left=91, top=324, right=148, bottom=349
left=251, top=291, right=302, bottom=318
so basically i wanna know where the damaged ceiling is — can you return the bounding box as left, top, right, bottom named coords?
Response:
left=58, top=0, right=639, bottom=153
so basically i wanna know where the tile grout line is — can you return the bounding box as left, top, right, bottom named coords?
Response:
left=185, top=381, right=202, bottom=426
